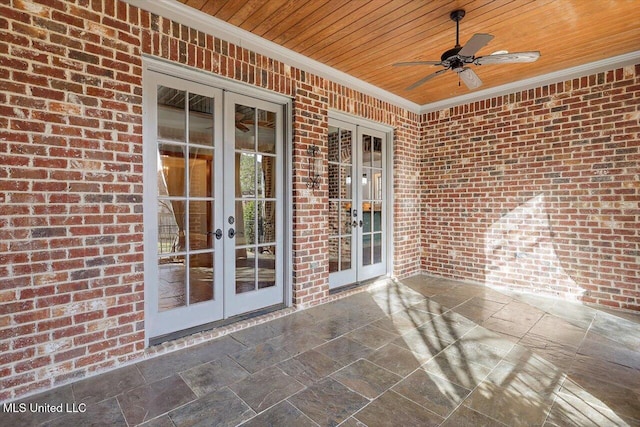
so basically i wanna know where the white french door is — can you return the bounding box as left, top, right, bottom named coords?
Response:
left=223, top=93, right=284, bottom=317
left=328, top=118, right=389, bottom=289
left=144, top=71, right=284, bottom=339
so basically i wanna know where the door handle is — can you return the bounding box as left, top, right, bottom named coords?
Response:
left=352, top=220, right=358, bottom=228
left=228, top=228, right=235, bottom=238
left=214, top=229, right=223, bottom=240
left=359, top=220, right=363, bottom=228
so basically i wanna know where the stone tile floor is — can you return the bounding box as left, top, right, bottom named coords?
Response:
left=6, top=275, right=640, bottom=426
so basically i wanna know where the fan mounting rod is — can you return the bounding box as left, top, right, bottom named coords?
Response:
left=450, top=9, right=465, bottom=47
left=441, top=9, right=466, bottom=62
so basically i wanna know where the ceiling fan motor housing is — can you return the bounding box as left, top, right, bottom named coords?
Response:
left=441, top=46, right=462, bottom=62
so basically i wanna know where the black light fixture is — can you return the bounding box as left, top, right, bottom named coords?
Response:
left=307, top=145, right=320, bottom=189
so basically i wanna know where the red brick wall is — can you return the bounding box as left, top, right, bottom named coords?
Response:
left=422, top=65, right=640, bottom=311
left=0, top=0, right=146, bottom=401
left=0, top=0, right=420, bottom=401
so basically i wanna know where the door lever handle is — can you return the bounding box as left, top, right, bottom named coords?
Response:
left=228, top=228, right=235, bottom=238
left=359, top=220, right=363, bottom=228
left=352, top=220, right=358, bottom=228
left=214, top=229, right=223, bottom=240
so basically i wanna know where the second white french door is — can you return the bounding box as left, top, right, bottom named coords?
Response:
left=328, top=118, right=389, bottom=289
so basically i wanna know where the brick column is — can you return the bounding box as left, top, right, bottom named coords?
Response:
left=291, top=77, right=329, bottom=307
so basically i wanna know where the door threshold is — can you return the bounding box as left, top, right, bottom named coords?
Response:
left=149, top=303, right=286, bottom=346
left=329, top=281, right=366, bottom=295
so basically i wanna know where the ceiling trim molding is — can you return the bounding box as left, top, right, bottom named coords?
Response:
left=124, top=1, right=639, bottom=119
left=419, top=50, right=640, bottom=114
left=123, top=0, right=422, bottom=113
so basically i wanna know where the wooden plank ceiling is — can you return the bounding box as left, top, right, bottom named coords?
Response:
left=178, top=0, right=640, bottom=105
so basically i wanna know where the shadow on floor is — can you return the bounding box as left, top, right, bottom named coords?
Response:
left=4, top=274, right=640, bottom=426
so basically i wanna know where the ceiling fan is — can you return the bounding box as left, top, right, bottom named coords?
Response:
left=394, top=9, right=540, bottom=91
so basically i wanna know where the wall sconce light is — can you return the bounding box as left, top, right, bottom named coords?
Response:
left=307, top=145, right=320, bottom=189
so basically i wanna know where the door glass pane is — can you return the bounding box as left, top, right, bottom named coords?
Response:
left=372, top=172, right=382, bottom=201
left=189, top=93, right=214, bottom=146
left=236, top=200, right=254, bottom=246
left=362, top=234, right=372, bottom=266
left=362, top=202, right=372, bottom=233
left=238, top=153, right=256, bottom=197
left=189, top=253, right=213, bottom=304
left=373, top=234, right=382, bottom=265
left=258, top=201, right=276, bottom=244
left=362, top=168, right=371, bottom=200
left=340, top=236, right=352, bottom=271
left=328, top=163, right=339, bottom=199
left=188, top=200, right=212, bottom=250
left=340, top=129, right=352, bottom=163
left=329, top=201, right=339, bottom=236
left=362, top=134, right=372, bottom=167
left=328, top=126, right=340, bottom=162
left=159, top=144, right=186, bottom=197
left=329, top=238, right=339, bottom=273
left=235, top=105, right=255, bottom=150
left=257, top=250, right=275, bottom=289
left=372, top=136, right=382, bottom=167
left=158, top=255, right=186, bottom=311
left=158, top=196, right=181, bottom=255
left=236, top=248, right=255, bottom=294
left=189, top=148, right=213, bottom=198
left=258, top=155, right=275, bottom=198
left=373, top=202, right=382, bottom=232
left=341, top=165, right=352, bottom=199
left=257, top=109, right=276, bottom=154
left=341, top=202, right=352, bottom=235
left=157, top=86, right=185, bottom=142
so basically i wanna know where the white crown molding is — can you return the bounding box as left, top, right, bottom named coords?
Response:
left=419, top=50, right=640, bottom=114
left=124, top=1, right=639, bottom=117
left=123, top=0, right=422, bottom=113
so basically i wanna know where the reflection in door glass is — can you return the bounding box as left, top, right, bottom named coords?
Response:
left=328, top=163, right=339, bottom=199
left=257, top=200, right=277, bottom=245
left=188, top=147, right=213, bottom=198
left=156, top=87, right=216, bottom=312
left=340, top=236, right=352, bottom=271
left=235, top=200, right=254, bottom=246
left=235, top=105, right=255, bottom=150
left=159, top=144, right=186, bottom=197
left=189, top=93, right=214, bottom=146
left=158, top=255, right=186, bottom=311
left=189, top=253, right=214, bottom=304
left=234, top=103, right=279, bottom=295
left=157, top=86, right=185, bottom=142
left=373, top=234, right=382, bottom=265
left=258, top=110, right=276, bottom=154
left=328, top=125, right=354, bottom=274
left=362, top=234, right=372, bottom=267
left=188, top=200, right=213, bottom=251
left=236, top=248, right=256, bottom=294
left=329, top=238, right=339, bottom=273
left=257, top=250, right=276, bottom=289
left=237, top=152, right=256, bottom=198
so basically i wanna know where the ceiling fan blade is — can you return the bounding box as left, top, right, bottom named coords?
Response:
left=475, top=51, right=540, bottom=65
left=458, top=68, right=482, bottom=89
left=405, top=69, right=448, bottom=91
left=458, top=33, right=494, bottom=57
left=393, top=60, right=441, bottom=67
